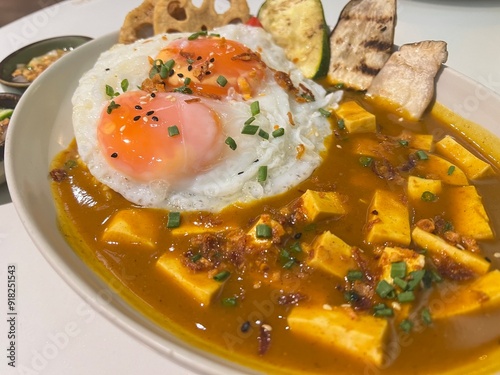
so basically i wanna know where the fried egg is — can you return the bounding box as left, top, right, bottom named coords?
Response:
left=72, top=24, right=340, bottom=212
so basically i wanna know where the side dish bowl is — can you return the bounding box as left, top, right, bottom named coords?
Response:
left=0, top=92, right=21, bottom=183
left=0, top=35, right=92, bottom=89
left=5, top=32, right=500, bottom=375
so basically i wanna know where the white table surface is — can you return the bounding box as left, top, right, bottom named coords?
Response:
left=1, top=0, right=499, bottom=374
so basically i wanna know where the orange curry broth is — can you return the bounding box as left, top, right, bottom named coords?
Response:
left=50, top=91, right=500, bottom=375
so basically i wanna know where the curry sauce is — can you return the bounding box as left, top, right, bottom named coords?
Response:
left=50, top=92, right=500, bottom=374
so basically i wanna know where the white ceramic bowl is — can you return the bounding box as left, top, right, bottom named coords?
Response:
left=5, top=32, right=500, bottom=375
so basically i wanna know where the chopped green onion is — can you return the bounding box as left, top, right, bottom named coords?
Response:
left=256, top=223, right=272, bottom=239
left=319, top=108, right=331, bottom=117
left=376, top=280, right=395, bottom=299
left=191, top=253, right=202, bottom=263
left=213, top=270, right=230, bottom=282
left=289, top=241, right=302, bottom=253
left=393, top=277, right=408, bottom=290
left=421, top=191, right=436, bottom=202
left=121, top=79, right=129, bottom=92
left=222, top=297, right=237, bottom=307
left=272, top=128, right=285, bottom=138
left=250, top=101, right=260, bottom=116
left=188, top=30, right=208, bottom=40
left=416, top=150, right=429, bottom=160
left=216, top=75, right=228, bottom=87
left=407, top=269, right=426, bottom=291
left=279, top=248, right=296, bottom=269
left=168, top=125, right=180, bottom=137
left=107, top=100, right=120, bottom=114
left=0, top=109, right=13, bottom=121
left=398, top=139, right=409, bottom=147
left=167, top=211, right=181, bottom=228
left=421, top=307, right=432, bottom=325
left=397, top=290, right=415, bottom=303
left=391, top=261, right=407, bottom=279
left=447, top=165, right=456, bottom=175
left=431, top=270, right=443, bottom=283
left=347, top=270, right=363, bottom=281
left=373, top=303, right=394, bottom=317
left=337, top=119, right=345, bottom=130
left=244, top=116, right=256, bottom=125
left=64, top=160, right=78, bottom=170
left=257, top=166, right=268, bottom=182
left=241, top=124, right=259, bottom=135
left=258, top=129, right=269, bottom=140
left=359, top=156, right=373, bottom=167
left=225, top=137, right=237, bottom=150
left=399, top=319, right=413, bottom=333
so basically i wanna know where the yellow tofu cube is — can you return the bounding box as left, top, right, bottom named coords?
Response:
left=247, top=214, right=285, bottom=249
left=335, top=101, right=376, bottom=133
left=409, top=134, right=434, bottom=151
left=432, top=270, right=500, bottom=319
left=435, top=135, right=493, bottom=180
left=288, top=305, right=388, bottom=366
left=407, top=176, right=442, bottom=202
left=307, top=231, right=356, bottom=279
left=156, top=254, right=223, bottom=306
left=447, top=186, right=494, bottom=240
left=411, top=226, right=490, bottom=275
left=299, top=189, right=346, bottom=222
left=101, top=208, right=158, bottom=249
left=414, top=154, right=469, bottom=186
left=378, top=246, right=425, bottom=284
left=366, top=190, right=411, bottom=246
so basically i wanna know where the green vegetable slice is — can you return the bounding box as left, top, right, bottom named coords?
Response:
left=0, top=109, right=14, bottom=121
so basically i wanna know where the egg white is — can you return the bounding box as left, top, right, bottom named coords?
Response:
left=72, top=24, right=341, bottom=212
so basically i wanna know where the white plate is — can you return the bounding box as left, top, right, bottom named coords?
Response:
left=5, top=16, right=500, bottom=375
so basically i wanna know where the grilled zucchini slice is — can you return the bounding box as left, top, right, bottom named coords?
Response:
left=257, top=0, right=330, bottom=79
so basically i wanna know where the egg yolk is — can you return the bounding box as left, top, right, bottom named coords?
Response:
left=156, top=36, right=266, bottom=98
left=98, top=91, right=224, bottom=183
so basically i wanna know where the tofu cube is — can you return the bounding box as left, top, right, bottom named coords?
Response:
left=378, top=246, right=425, bottom=284
left=435, top=135, right=493, bottom=180
left=411, top=226, right=490, bottom=276
left=414, top=154, right=469, bottom=186
left=307, top=231, right=356, bottom=279
left=432, top=270, right=500, bottom=319
left=288, top=305, right=388, bottom=366
left=366, top=190, right=411, bottom=246
left=156, top=254, right=223, bottom=306
left=407, top=176, right=442, bottom=202
left=335, top=101, right=376, bottom=133
left=101, top=208, right=158, bottom=249
left=298, top=189, right=346, bottom=222
left=246, top=214, right=285, bottom=249
left=409, top=134, right=433, bottom=151
left=447, top=186, right=494, bottom=240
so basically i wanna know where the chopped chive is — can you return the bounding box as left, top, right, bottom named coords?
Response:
left=416, top=150, right=428, bottom=160
left=346, top=270, right=363, bottom=281
left=257, top=166, right=268, bottom=182
left=447, top=165, right=456, bottom=175
left=184, top=77, right=191, bottom=85
left=398, top=139, right=409, bottom=147
left=216, top=75, right=228, bottom=87
left=256, top=223, right=272, bottom=239
left=337, top=119, right=345, bottom=130
left=421, top=191, right=436, bottom=202
left=121, top=79, right=129, bottom=92
left=188, top=30, right=208, bottom=40
left=225, top=137, right=237, bottom=150
left=407, top=270, right=426, bottom=291
left=397, top=290, right=415, bottom=303
left=244, top=116, right=256, bottom=125
left=251, top=101, right=260, bottom=116
left=279, top=249, right=296, bottom=269
left=213, top=270, right=230, bottom=282
left=222, top=297, right=237, bottom=307
left=242, top=124, right=259, bottom=135
left=373, top=303, right=394, bottom=317
left=319, top=108, right=331, bottom=117
left=391, top=261, right=407, bottom=279
left=272, top=128, right=285, bottom=138
left=168, top=125, right=180, bottom=137
left=289, top=241, right=302, bottom=253
left=421, top=307, right=432, bottom=325
left=393, top=277, right=408, bottom=290
left=258, top=129, right=269, bottom=140
left=359, top=156, right=373, bottom=167
left=376, top=280, right=395, bottom=299
left=399, top=319, right=413, bottom=333
left=107, top=100, right=120, bottom=114
left=64, top=160, right=78, bottom=169
left=431, top=270, right=443, bottom=283
left=191, top=253, right=202, bottom=263
left=167, top=212, right=181, bottom=228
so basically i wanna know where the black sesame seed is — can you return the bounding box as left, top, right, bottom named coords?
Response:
left=133, top=115, right=141, bottom=121
left=146, top=110, right=155, bottom=116
left=187, top=66, right=193, bottom=71
left=152, top=116, right=159, bottom=121
left=197, top=56, right=202, bottom=60
left=177, top=73, right=184, bottom=78
left=111, top=152, right=118, bottom=158
left=294, top=233, right=302, bottom=240
left=205, top=71, right=211, bottom=75
left=135, top=105, right=142, bottom=110
left=237, top=171, right=244, bottom=175
left=105, top=68, right=110, bottom=71
left=169, top=69, right=175, bottom=77
left=241, top=321, right=251, bottom=333
left=209, top=57, right=215, bottom=63
left=151, top=92, right=156, bottom=98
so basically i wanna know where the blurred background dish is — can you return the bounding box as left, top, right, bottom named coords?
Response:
left=0, top=92, right=20, bottom=183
